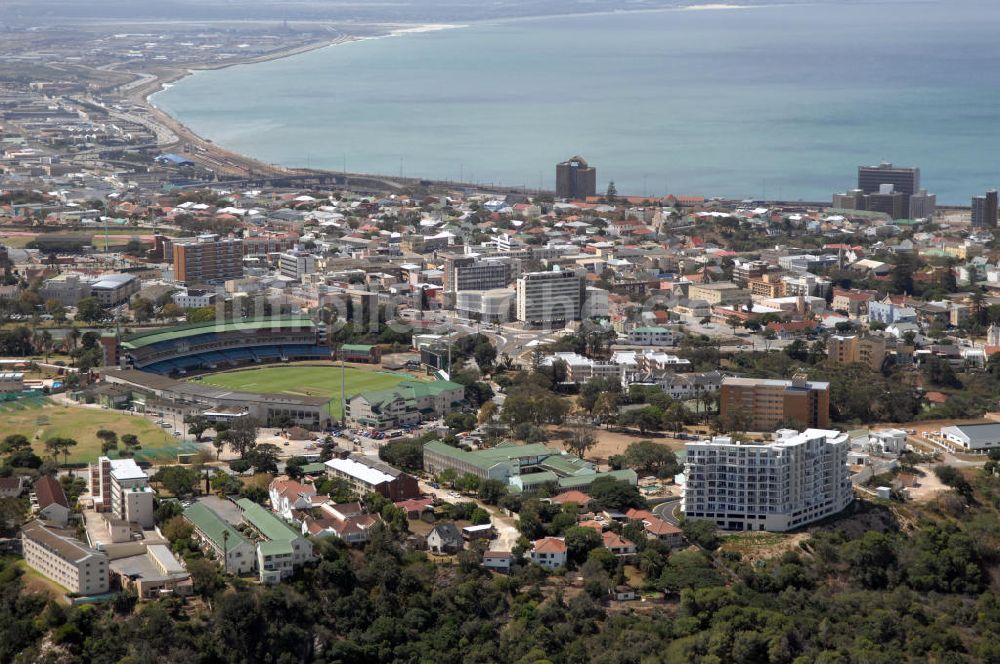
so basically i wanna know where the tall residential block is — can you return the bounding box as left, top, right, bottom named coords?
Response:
left=172, top=234, right=244, bottom=284
left=556, top=156, right=597, bottom=200
left=719, top=374, right=830, bottom=431
left=972, top=190, right=998, bottom=229
left=826, top=334, right=887, bottom=371
left=22, top=520, right=109, bottom=595
left=516, top=269, right=584, bottom=327
left=682, top=428, right=852, bottom=531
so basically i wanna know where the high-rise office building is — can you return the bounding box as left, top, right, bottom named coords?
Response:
left=516, top=269, right=584, bottom=327
left=908, top=189, right=936, bottom=219
left=172, top=234, right=244, bottom=284
left=443, top=254, right=519, bottom=293
left=682, top=428, right=852, bottom=532
left=864, top=184, right=908, bottom=220
left=857, top=162, right=920, bottom=197
left=719, top=374, right=830, bottom=431
left=556, top=156, right=597, bottom=200
left=972, top=190, right=998, bottom=229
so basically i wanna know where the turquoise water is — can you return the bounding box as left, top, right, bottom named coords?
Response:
left=154, top=1, right=1000, bottom=203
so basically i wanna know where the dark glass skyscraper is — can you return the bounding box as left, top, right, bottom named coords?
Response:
left=555, top=156, right=597, bottom=199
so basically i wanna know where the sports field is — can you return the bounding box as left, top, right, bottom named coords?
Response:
left=0, top=397, right=190, bottom=464
left=186, top=366, right=412, bottom=418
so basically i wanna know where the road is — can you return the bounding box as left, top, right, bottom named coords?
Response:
left=652, top=496, right=681, bottom=525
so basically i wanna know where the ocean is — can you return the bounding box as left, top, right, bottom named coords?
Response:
left=153, top=0, right=1000, bottom=204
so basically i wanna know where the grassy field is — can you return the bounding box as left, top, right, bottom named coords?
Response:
left=0, top=397, right=193, bottom=464
left=187, top=366, right=412, bottom=418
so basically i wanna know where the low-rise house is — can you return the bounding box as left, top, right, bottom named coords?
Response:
left=0, top=476, right=25, bottom=498
left=304, top=503, right=380, bottom=545
left=482, top=550, right=513, bottom=572
left=427, top=523, right=464, bottom=554
left=550, top=490, right=591, bottom=507
left=33, top=476, right=70, bottom=527
left=268, top=478, right=321, bottom=521
left=641, top=516, right=684, bottom=547
left=529, top=537, right=568, bottom=570
left=602, top=531, right=638, bottom=559
left=611, top=585, right=637, bottom=601
left=394, top=497, right=435, bottom=519
left=22, top=520, right=109, bottom=595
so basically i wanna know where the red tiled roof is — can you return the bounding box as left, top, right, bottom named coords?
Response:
left=643, top=516, right=681, bottom=536
left=533, top=537, right=567, bottom=554
left=602, top=531, right=635, bottom=549
left=34, top=476, right=68, bottom=509
left=551, top=490, right=591, bottom=506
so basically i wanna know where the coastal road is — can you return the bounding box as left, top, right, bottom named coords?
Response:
left=652, top=496, right=681, bottom=525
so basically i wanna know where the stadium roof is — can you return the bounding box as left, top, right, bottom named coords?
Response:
left=122, top=316, right=315, bottom=349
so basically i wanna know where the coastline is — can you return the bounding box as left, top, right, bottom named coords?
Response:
left=130, top=23, right=466, bottom=179
left=123, top=3, right=779, bottom=186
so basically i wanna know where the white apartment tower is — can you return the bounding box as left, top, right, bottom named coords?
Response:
left=516, top=269, right=584, bottom=327
left=682, top=428, right=852, bottom=532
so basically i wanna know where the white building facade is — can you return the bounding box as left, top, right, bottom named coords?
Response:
left=682, top=428, right=852, bottom=532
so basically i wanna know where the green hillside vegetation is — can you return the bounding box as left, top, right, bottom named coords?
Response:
left=5, top=465, right=1000, bottom=663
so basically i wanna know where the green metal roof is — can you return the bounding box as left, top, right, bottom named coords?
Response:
left=300, top=463, right=326, bottom=474
left=633, top=326, right=669, bottom=333
left=236, top=498, right=300, bottom=542
left=341, top=344, right=375, bottom=352
left=184, top=503, right=250, bottom=550
left=557, top=469, right=638, bottom=489
left=258, top=540, right=294, bottom=557
left=517, top=471, right=559, bottom=486
left=122, top=316, right=315, bottom=349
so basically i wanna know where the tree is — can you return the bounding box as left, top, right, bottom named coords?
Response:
left=592, top=392, right=620, bottom=427
left=186, top=416, right=211, bottom=442
left=605, top=181, right=617, bottom=203
left=43, top=437, right=77, bottom=467
left=477, top=401, right=498, bottom=425
left=132, top=297, right=154, bottom=323
left=162, top=515, right=194, bottom=542
left=161, top=303, right=184, bottom=319
left=565, top=422, right=596, bottom=459
left=681, top=518, right=720, bottom=550
left=618, top=406, right=662, bottom=434
left=153, top=466, right=199, bottom=499
left=224, top=417, right=260, bottom=459
left=247, top=443, right=280, bottom=473
left=624, top=440, right=680, bottom=477
left=588, top=476, right=645, bottom=511
left=378, top=439, right=423, bottom=472
left=0, top=434, right=31, bottom=457
left=564, top=526, right=602, bottom=566
left=285, top=456, right=308, bottom=480
left=75, top=297, right=104, bottom=322
left=120, top=434, right=141, bottom=457
left=96, top=429, right=117, bottom=455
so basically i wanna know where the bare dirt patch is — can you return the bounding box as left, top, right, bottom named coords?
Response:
left=545, top=426, right=685, bottom=463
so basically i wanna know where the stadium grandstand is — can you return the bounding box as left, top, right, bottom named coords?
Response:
left=120, top=317, right=330, bottom=376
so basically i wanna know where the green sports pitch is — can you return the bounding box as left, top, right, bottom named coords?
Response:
left=186, top=366, right=412, bottom=418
